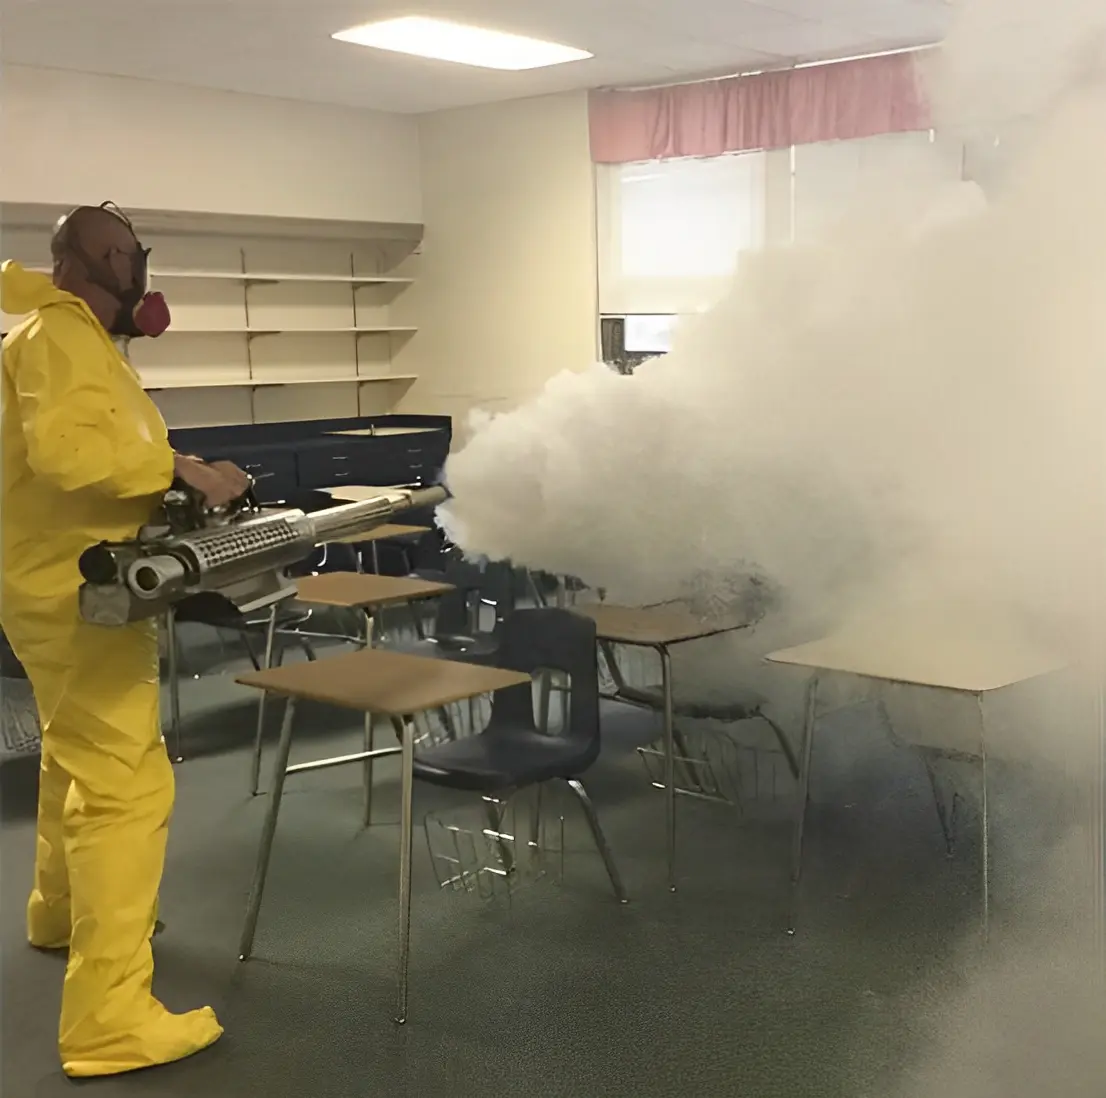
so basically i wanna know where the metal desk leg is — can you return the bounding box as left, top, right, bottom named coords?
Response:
left=659, top=645, right=677, bottom=891
left=250, top=604, right=280, bottom=796
left=538, top=671, right=553, bottom=735
left=371, top=542, right=382, bottom=575
left=976, top=693, right=990, bottom=942
left=165, top=608, right=183, bottom=763
left=240, top=698, right=298, bottom=961
left=788, top=675, right=819, bottom=935
left=363, top=715, right=377, bottom=827
left=392, top=716, right=415, bottom=1024
left=363, top=612, right=376, bottom=826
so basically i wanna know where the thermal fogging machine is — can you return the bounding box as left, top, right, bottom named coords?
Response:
left=78, top=481, right=447, bottom=627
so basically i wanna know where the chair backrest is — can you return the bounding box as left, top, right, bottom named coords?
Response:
left=410, top=531, right=457, bottom=574
left=487, top=609, right=599, bottom=743
left=482, top=562, right=517, bottom=627
left=433, top=559, right=516, bottom=636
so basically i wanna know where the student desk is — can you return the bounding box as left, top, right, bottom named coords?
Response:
left=766, top=609, right=1064, bottom=935
left=250, top=572, right=453, bottom=800
left=236, top=646, right=529, bottom=1023
left=571, top=602, right=759, bottom=890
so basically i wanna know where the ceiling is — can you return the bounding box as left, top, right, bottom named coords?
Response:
left=0, top=0, right=951, bottom=114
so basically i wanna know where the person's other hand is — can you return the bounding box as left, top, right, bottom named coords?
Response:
left=173, top=455, right=250, bottom=509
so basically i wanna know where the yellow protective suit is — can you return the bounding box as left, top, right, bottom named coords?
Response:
left=0, top=261, right=222, bottom=1077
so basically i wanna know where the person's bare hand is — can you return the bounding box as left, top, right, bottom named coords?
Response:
left=173, top=455, right=250, bottom=509
left=208, top=460, right=251, bottom=501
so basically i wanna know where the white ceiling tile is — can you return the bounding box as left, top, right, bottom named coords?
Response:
left=0, top=0, right=944, bottom=112
left=729, top=20, right=884, bottom=59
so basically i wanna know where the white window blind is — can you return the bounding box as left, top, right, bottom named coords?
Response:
left=597, top=152, right=769, bottom=316
left=792, top=130, right=962, bottom=245
left=598, top=132, right=971, bottom=324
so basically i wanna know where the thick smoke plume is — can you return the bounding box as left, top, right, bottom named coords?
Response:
left=441, top=2, right=1106, bottom=1089
left=442, top=0, right=1106, bottom=668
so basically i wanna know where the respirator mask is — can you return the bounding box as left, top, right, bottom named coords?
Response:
left=67, top=202, right=171, bottom=338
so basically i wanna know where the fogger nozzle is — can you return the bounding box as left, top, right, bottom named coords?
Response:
left=78, top=484, right=448, bottom=626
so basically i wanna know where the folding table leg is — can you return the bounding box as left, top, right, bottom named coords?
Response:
left=240, top=698, right=297, bottom=961
left=362, top=612, right=376, bottom=825
left=165, top=607, right=183, bottom=763
left=659, top=645, right=676, bottom=891
left=976, top=693, right=990, bottom=942
left=250, top=604, right=280, bottom=795
left=788, top=675, right=819, bottom=935
left=392, top=716, right=415, bottom=1025
left=363, top=715, right=376, bottom=827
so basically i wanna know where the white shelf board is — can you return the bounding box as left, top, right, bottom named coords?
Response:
left=161, top=271, right=414, bottom=287
left=162, top=326, right=417, bottom=336
left=142, top=373, right=417, bottom=391
left=27, top=266, right=412, bottom=286
left=4, top=203, right=423, bottom=245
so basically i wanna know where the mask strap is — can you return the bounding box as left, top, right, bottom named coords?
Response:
left=59, top=202, right=149, bottom=302
left=67, top=240, right=130, bottom=303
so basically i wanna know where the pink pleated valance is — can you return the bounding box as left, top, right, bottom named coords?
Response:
left=589, top=51, right=932, bottom=163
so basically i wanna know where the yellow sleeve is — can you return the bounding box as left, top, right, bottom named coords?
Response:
left=11, top=320, right=175, bottom=499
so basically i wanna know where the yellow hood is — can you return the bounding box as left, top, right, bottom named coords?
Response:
left=1, top=260, right=69, bottom=317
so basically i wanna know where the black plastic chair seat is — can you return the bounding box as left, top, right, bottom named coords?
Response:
left=411, top=567, right=449, bottom=585
left=173, top=593, right=309, bottom=632
left=614, top=682, right=766, bottom=722
left=398, top=633, right=499, bottom=665
left=414, top=729, right=600, bottom=793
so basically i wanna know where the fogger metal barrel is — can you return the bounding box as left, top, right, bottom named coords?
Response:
left=78, top=486, right=447, bottom=626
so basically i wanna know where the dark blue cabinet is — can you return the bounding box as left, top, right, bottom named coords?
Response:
left=168, top=415, right=451, bottom=502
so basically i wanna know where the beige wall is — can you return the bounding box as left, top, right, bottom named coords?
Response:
left=0, top=65, right=421, bottom=223
left=398, top=91, right=598, bottom=436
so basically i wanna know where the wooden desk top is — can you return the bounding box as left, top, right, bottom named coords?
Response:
left=765, top=607, right=1065, bottom=693
left=237, top=647, right=529, bottom=715
left=572, top=602, right=753, bottom=647
left=295, top=571, right=452, bottom=609
left=322, top=484, right=408, bottom=502
left=329, top=523, right=430, bottom=546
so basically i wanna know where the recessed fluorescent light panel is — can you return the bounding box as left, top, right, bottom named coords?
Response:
left=332, top=16, right=593, bottom=71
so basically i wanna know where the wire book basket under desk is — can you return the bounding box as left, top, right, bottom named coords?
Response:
left=424, top=788, right=567, bottom=904
left=570, top=600, right=796, bottom=890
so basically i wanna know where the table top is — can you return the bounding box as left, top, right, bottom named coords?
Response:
left=322, top=484, right=408, bottom=503
left=765, top=607, right=1065, bottom=693
left=572, top=602, right=753, bottom=647
left=329, top=523, right=430, bottom=546
left=294, top=571, right=452, bottom=609
left=237, top=646, right=529, bottom=715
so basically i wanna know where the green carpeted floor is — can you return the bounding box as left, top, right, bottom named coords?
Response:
left=0, top=628, right=1035, bottom=1097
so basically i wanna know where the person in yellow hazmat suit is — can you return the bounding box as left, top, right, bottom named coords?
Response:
left=0, top=202, right=248, bottom=1078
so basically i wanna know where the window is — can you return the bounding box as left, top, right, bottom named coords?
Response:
left=791, top=130, right=962, bottom=244
left=623, top=313, right=676, bottom=354
left=598, top=152, right=769, bottom=316
left=600, top=314, right=677, bottom=374
left=597, top=131, right=969, bottom=335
